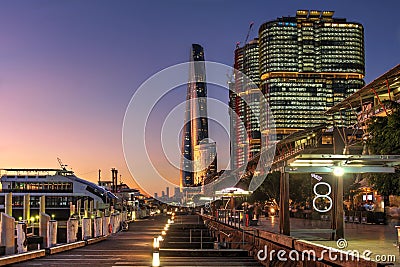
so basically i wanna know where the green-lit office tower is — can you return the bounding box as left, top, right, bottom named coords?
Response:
left=259, top=10, right=365, bottom=139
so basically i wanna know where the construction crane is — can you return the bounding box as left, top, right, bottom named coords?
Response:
left=236, top=22, right=254, bottom=49
left=244, top=21, right=254, bottom=45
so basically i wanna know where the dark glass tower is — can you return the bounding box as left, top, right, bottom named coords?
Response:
left=180, top=44, right=216, bottom=188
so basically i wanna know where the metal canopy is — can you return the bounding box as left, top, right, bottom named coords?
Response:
left=285, top=154, right=400, bottom=174
left=326, top=63, right=400, bottom=114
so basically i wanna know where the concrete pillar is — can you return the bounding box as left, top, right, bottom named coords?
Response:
left=117, top=213, right=121, bottom=232
left=103, top=216, right=110, bottom=236
left=40, top=213, right=50, bottom=248
left=16, top=221, right=28, bottom=253
left=69, top=202, right=75, bottom=217
left=76, top=199, right=82, bottom=218
left=82, top=217, right=92, bottom=240
left=48, top=220, right=57, bottom=247
left=111, top=214, right=119, bottom=233
left=333, top=127, right=346, bottom=240
left=23, top=194, right=30, bottom=221
left=5, top=193, right=12, bottom=217
left=1, top=213, right=15, bottom=255
left=39, top=196, right=45, bottom=214
left=279, top=167, right=290, bottom=235
left=84, top=199, right=89, bottom=218
left=132, top=210, right=137, bottom=220
left=67, top=218, right=79, bottom=243
left=94, top=217, right=102, bottom=237
left=89, top=200, right=94, bottom=218
left=110, top=214, right=116, bottom=234
left=97, top=210, right=103, bottom=218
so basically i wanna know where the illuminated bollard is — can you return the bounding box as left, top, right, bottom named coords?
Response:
left=153, top=237, right=159, bottom=249
left=16, top=221, right=28, bottom=253
left=152, top=237, right=160, bottom=267
left=67, top=217, right=79, bottom=243
left=152, top=250, right=160, bottom=267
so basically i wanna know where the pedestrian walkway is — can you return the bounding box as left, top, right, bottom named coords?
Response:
left=160, top=214, right=263, bottom=266
left=251, top=216, right=400, bottom=266
left=10, top=214, right=263, bottom=267
left=10, top=216, right=167, bottom=266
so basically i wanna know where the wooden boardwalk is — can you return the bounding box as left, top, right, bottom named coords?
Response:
left=10, top=214, right=262, bottom=267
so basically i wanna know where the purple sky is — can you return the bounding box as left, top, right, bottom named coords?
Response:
left=0, top=0, right=399, bottom=195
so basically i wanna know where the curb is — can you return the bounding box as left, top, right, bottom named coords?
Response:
left=46, top=241, right=86, bottom=255
left=86, top=236, right=108, bottom=245
left=0, top=249, right=46, bottom=266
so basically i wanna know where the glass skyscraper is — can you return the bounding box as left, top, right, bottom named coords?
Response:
left=259, top=10, right=365, bottom=139
left=230, top=39, right=262, bottom=170
left=180, top=44, right=217, bottom=188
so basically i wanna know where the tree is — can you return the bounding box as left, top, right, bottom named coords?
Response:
left=367, top=101, right=400, bottom=202
left=249, top=171, right=280, bottom=203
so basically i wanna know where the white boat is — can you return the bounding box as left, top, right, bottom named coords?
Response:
left=0, top=168, right=117, bottom=220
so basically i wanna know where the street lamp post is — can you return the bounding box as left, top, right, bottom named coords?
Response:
left=279, top=161, right=290, bottom=235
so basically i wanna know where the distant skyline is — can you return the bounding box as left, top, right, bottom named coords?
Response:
left=0, top=1, right=399, bottom=195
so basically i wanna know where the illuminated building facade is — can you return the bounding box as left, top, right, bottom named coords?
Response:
left=259, top=10, right=365, bottom=139
left=180, top=44, right=217, bottom=187
left=230, top=39, right=262, bottom=170
left=194, top=141, right=217, bottom=186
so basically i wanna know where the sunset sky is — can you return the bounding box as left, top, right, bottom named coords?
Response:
left=0, top=0, right=399, bottom=196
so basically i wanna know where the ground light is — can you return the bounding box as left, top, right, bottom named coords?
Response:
left=152, top=251, right=160, bottom=267
left=153, top=237, right=159, bottom=249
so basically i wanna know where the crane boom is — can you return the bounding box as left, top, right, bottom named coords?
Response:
left=244, top=21, right=254, bottom=45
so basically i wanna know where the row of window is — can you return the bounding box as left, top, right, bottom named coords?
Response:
left=5, top=182, right=73, bottom=193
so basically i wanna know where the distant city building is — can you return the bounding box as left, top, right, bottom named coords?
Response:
left=193, top=141, right=217, bottom=185
left=180, top=44, right=217, bottom=188
left=230, top=38, right=262, bottom=170
left=258, top=10, right=365, bottom=139
left=166, top=186, right=169, bottom=199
